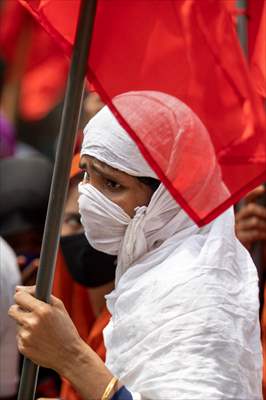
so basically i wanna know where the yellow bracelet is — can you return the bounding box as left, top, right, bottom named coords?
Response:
left=101, top=376, right=119, bottom=400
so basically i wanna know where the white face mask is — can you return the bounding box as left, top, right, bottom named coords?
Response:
left=78, top=183, right=131, bottom=255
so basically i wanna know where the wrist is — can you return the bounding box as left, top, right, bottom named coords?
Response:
left=58, top=338, right=116, bottom=400
left=58, top=335, right=88, bottom=379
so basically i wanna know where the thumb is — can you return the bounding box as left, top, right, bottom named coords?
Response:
left=244, top=185, right=265, bottom=204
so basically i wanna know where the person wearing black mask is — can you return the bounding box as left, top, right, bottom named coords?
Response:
left=60, top=233, right=117, bottom=288
left=59, top=161, right=116, bottom=318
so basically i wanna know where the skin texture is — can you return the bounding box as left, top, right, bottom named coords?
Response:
left=79, top=155, right=154, bottom=217
left=9, top=158, right=154, bottom=399
left=235, top=185, right=266, bottom=250
left=9, top=286, right=116, bottom=400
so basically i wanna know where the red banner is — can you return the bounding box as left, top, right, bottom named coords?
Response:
left=0, top=1, right=68, bottom=120
left=19, top=0, right=266, bottom=225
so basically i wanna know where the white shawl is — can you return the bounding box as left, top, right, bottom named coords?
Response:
left=81, top=91, right=262, bottom=399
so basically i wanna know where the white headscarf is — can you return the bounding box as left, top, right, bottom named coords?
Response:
left=81, top=98, right=157, bottom=178
left=81, top=91, right=262, bottom=399
left=82, top=91, right=229, bottom=219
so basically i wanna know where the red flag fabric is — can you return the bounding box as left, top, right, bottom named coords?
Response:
left=249, top=1, right=266, bottom=98
left=19, top=0, right=266, bottom=225
left=247, top=0, right=264, bottom=58
left=0, top=1, right=68, bottom=120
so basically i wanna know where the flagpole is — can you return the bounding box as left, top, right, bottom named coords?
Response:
left=237, top=0, right=247, bottom=56
left=17, top=0, right=97, bottom=399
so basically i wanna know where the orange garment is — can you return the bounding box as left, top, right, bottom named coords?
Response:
left=60, top=307, right=111, bottom=400
left=70, top=153, right=81, bottom=179
left=52, top=249, right=94, bottom=341
left=52, top=153, right=111, bottom=399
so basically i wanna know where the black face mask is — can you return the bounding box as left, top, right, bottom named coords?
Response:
left=60, top=233, right=116, bottom=288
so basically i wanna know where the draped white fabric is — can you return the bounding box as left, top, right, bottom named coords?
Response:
left=104, top=207, right=262, bottom=399
left=81, top=103, right=157, bottom=179
left=81, top=92, right=262, bottom=399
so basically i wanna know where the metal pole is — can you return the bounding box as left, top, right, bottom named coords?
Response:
left=234, top=0, right=247, bottom=215
left=237, top=0, right=248, bottom=56
left=17, top=0, right=97, bottom=398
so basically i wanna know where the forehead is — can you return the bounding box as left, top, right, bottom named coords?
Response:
left=80, top=155, right=126, bottom=178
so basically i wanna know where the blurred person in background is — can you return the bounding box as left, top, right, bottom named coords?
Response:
left=0, top=154, right=61, bottom=398
left=0, top=57, right=15, bottom=159
left=0, top=237, right=20, bottom=400
left=235, top=184, right=266, bottom=398
left=0, top=155, right=52, bottom=271
left=60, top=154, right=116, bottom=317
left=235, top=185, right=266, bottom=252
left=235, top=185, right=266, bottom=297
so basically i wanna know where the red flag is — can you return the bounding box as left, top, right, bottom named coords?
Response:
left=247, top=0, right=264, bottom=58
left=19, top=0, right=266, bottom=225
left=0, top=1, right=68, bottom=120
left=249, top=1, right=266, bottom=98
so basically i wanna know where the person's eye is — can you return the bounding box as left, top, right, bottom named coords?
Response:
left=106, top=179, right=121, bottom=190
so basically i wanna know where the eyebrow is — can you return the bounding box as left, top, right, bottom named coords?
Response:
left=79, top=159, right=121, bottom=181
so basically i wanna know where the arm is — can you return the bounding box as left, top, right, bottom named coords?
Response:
left=8, top=286, right=120, bottom=400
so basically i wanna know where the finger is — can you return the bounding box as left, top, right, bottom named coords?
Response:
left=237, top=229, right=266, bottom=244
left=244, top=185, right=265, bottom=204
left=237, top=216, right=266, bottom=232
left=8, top=304, right=31, bottom=324
left=16, top=285, right=36, bottom=294
left=15, top=285, right=62, bottom=308
left=14, top=290, right=47, bottom=312
left=236, top=203, right=266, bottom=222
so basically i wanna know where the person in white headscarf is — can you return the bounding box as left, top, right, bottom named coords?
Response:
left=9, top=91, right=262, bottom=400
